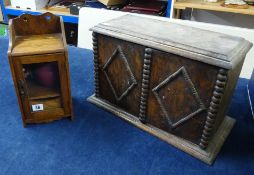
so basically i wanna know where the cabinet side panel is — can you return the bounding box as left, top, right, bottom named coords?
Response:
left=147, top=49, right=219, bottom=144
left=97, top=34, right=144, bottom=117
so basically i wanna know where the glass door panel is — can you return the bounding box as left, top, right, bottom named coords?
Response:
left=22, top=61, right=63, bottom=112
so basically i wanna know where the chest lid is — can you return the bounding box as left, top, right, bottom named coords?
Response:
left=91, top=14, right=252, bottom=69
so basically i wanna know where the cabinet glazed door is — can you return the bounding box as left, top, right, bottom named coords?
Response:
left=13, top=53, right=71, bottom=122
left=96, top=34, right=145, bottom=117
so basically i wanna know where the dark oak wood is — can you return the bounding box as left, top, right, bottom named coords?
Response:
left=147, top=49, right=218, bottom=145
left=88, top=15, right=252, bottom=164
left=8, top=13, right=73, bottom=127
left=96, top=34, right=144, bottom=117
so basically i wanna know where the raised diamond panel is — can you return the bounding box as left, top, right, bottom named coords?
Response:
left=152, top=66, right=205, bottom=128
left=103, top=46, right=137, bottom=101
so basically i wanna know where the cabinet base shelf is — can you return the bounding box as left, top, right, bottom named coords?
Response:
left=87, top=94, right=235, bottom=165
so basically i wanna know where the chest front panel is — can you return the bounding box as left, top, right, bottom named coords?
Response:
left=97, top=34, right=144, bottom=117
left=96, top=34, right=221, bottom=144
left=147, top=50, right=219, bottom=144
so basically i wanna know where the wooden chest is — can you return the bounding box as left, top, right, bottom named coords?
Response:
left=8, top=13, right=73, bottom=127
left=88, top=15, right=252, bottom=164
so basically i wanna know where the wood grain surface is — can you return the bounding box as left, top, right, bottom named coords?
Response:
left=8, top=13, right=73, bottom=127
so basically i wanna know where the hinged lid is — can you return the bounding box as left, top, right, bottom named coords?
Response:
left=91, top=15, right=253, bottom=69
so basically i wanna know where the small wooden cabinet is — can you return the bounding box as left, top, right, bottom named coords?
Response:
left=88, top=15, right=252, bottom=164
left=8, top=13, right=73, bottom=127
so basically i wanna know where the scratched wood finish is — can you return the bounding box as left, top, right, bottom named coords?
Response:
left=97, top=34, right=144, bottom=117
left=8, top=13, right=73, bottom=127
left=88, top=15, right=252, bottom=164
left=94, top=34, right=219, bottom=145
left=147, top=50, right=219, bottom=145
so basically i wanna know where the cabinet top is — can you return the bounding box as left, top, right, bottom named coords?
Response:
left=91, top=15, right=252, bottom=69
left=8, top=13, right=67, bottom=56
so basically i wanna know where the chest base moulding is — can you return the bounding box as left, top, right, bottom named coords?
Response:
left=88, top=95, right=235, bottom=164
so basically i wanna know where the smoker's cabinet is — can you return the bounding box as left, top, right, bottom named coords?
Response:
left=88, top=15, right=252, bottom=164
left=8, top=13, right=73, bottom=127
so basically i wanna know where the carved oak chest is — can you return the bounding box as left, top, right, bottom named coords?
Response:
left=88, top=15, right=252, bottom=164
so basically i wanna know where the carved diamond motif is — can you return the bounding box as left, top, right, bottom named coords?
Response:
left=152, top=67, right=205, bottom=129
left=103, top=46, right=137, bottom=101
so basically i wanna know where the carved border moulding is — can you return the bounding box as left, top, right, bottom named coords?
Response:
left=199, top=69, right=228, bottom=149
left=92, top=32, right=100, bottom=97
left=152, top=66, right=206, bottom=129
left=139, top=48, right=153, bottom=123
left=102, top=46, right=137, bottom=101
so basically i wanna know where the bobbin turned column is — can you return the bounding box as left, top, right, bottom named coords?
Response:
left=92, top=32, right=100, bottom=98
left=200, top=69, right=228, bottom=149
left=139, top=48, right=152, bottom=123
